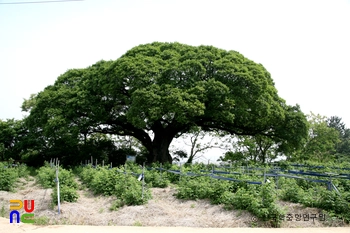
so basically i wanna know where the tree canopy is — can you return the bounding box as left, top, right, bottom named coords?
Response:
left=22, top=42, right=308, bottom=165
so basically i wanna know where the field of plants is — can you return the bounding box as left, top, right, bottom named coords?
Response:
left=1, top=160, right=350, bottom=227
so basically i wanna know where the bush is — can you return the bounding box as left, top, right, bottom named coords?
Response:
left=0, top=163, right=18, bottom=191
left=163, top=164, right=182, bottom=184
left=176, top=176, right=213, bottom=200
left=115, top=174, right=152, bottom=206
left=0, top=162, right=30, bottom=191
left=144, top=169, right=170, bottom=188
left=78, top=165, right=152, bottom=207
left=35, top=163, right=79, bottom=205
left=315, top=189, right=350, bottom=222
left=16, top=164, right=30, bottom=178
left=79, top=165, right=96, bottom=185
left=90, top=168, right=120, bottom=196
left=208, top=179, right=231, bottom=204
left=51, top=185, right=79, bottom=204
left=229, top=187, right=256, bottom=210
left=280, top=178, right=305, bottom=203
left=36, top=165, right=55, bottom=188
left=36, top=163, right=77, bottom=189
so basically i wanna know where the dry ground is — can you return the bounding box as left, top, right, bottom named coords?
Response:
left=0, top=176, right=348, bottom=228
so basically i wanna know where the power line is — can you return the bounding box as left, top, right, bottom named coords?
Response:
left=0, top=0, right=84, bottom=4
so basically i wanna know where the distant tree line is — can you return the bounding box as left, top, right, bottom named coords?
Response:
left=219, top=114, right=350, bottom=163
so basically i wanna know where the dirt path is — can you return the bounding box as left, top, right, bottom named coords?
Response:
left=0, top=176, right=348, bottom=228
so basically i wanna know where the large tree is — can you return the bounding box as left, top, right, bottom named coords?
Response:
left=23, top=42, right=308, bottom=164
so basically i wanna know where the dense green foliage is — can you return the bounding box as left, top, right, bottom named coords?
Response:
left=0, top=162, right=29, bottom=191
left=175, top=168, right=284, bottom=227
left=219, top=114, right=350, bottom=164
left=2, top=160, right=350, bottom=227
left=51, top=185, right=79, bottom=204
left=166, top=162, right=350, bottom=225
left=78, top=164, right=151, bottom=207
left=36, top=163, right=77, bottom=189
left=19, top=42, right=308, bottom=165
left=0, top=119, right=31, bottom=162
left=36, top=163, right=79, bottom=204
left=144, top=168, right=170, bottom=188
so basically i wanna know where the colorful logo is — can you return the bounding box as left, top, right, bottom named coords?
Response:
left=9, top=200, right=35, bottom=223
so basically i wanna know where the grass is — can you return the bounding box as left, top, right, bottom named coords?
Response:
left=133, top=220, right=143, bottom=226
left=33, top=216, right=49, bottom=225
left=0, top=203, right=6, bottom=218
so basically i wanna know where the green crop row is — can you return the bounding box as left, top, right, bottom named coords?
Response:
left=78, top=164, right=152, bottom=209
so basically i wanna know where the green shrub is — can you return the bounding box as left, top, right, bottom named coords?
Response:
left=163, top=164, right=182, bottom=184
left=78, top=166, right=151, bottom=207
left=36, top=164, right=77, bottom=189
left=176, top=176, right=213, bottom=200
left=36, top=163, right=79, bottom=205
left=315, top=188, right=350, bottom=222
left=230, top=187, right=256, bottom=210
left=0, top=166, right=17, bottom=191
left=144, top=169, right=170, bottom=188
left=90, top=168, right=120, bottom=196
left=79, top=165, right=96, bottom=185
left=0, top=162, right=30, bottom=191
left=208, top=179, right=230, bottom=204
left=281, top=181, right=304, bottom=202
left=114, top=174, right=152, bottom=206
left=51, top=185, right=79, bottom=204
left=16, top=164, right=29, bottom=178
left=36, top=165, right=55, bottom=188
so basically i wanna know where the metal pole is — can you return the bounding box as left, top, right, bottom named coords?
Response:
left=56, top=162, right=60, bottom=215
left=142, top=162, right=145, bottom=199
left=160, top=163, right=162, bottom=179
left=179, top=163, right=182, bottom=182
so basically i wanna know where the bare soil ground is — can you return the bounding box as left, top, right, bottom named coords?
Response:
left=0, top=176, right=348, bottom=228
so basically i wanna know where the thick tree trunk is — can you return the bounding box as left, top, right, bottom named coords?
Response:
left=148, top=131, right=173, bottom=164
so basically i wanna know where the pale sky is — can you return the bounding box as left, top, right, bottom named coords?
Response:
left=1, top=0, right=350, bottom=162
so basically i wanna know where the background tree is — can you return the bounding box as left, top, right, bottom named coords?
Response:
left=299, top=113, right=340, bottom=162
left=0, top=119, right=27, bottom=161
left=327, top=116, right=350, bottom=161
left=171, top=150, right=188, bottom=163
left=177, top=127, right=230, bottom=164
left=22, top=42, right=308, bottom=165
left=218, top=134, right=278, bottom=164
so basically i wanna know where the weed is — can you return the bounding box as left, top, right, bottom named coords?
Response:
left=33, top=216, right=49, bottom=225
left=109, top=199, right=125, bottom=211
left=133, top=220, right=142, bottom=226
left=0, top=203, right=6, bottom=217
